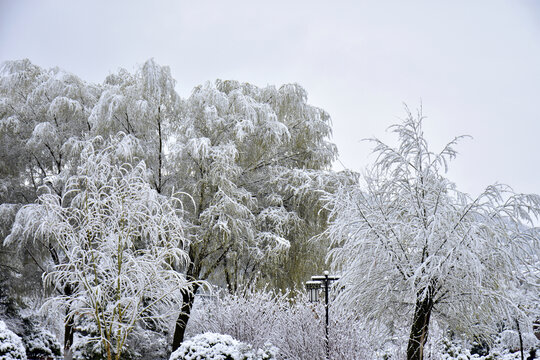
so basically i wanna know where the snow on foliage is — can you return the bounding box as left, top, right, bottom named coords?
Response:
left=186, top=288, right=380, bottom=360
left=89, top=59, right=180, bottom=193
left=440, top=335, right=539, bottom=360
left=6, top=137, right=192, bottom=360
left=0, top=58, right=100, bottom=203
left=171, top=78, right=340, bottom=287
left=0, top=204, right=20, bottom=239
left=22, top=328, right=62, bottom=359
left=168, top=76, right=343, bottom=348
left=169, top=332, right=277, bottom=360
left=324, top=109, right=540, bottom=360
left=497, top=330, right=539, bottom=354
left=1, top=58, right=347, bottom=354
left=186, top=288, right=540, bottom=360
left=0, top=320, right=27, bottom=360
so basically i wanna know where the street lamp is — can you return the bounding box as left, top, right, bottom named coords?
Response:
left=306, top=270, right=340, bottom=359
left=305, top=281, right=321, bottom=302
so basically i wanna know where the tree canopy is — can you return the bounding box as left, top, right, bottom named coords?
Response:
left=325, top=109, right=540, bottom=360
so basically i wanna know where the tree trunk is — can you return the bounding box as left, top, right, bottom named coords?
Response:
left=64, top=284, right=74, bottom=360
left=516, top=319, right=524, bottom=360
left=156, top=108, right=163, bottom=194
left=406, top=290, right=434, bottom=360
left=63, top=313, right=74, bottom=360
left=171, top=282, right=200, bottom=352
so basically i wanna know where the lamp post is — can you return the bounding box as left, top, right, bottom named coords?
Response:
left=306, top=270, right=340, bottom=359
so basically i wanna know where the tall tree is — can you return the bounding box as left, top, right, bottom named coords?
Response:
left=170, top=80, right=340, bottom=349
left=0, top=60, right=100, bottom=353
left=325, top=109, right=540, bottom=360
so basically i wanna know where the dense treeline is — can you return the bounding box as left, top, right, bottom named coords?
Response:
left=0, top=58, right=346, bottom=359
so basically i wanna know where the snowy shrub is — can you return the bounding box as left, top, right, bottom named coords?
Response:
left=169, top=332, right=276, bottom=360
left=15, top=314, right=62, bottom=360
left=22, top=328, right=61, bottom=359
left=0, top=320, right=27, bottom=360
left=440, top=338, right=476, bottom=360
left=126, top=325, right=171, bottom=360
left=71, top=325, right=139, bottom=360
left=71, top=322, right=167, bottom=360
left=498, top=329, right=539, bottom=353
left=438, top=333, right=540, bottom=360
left=72, top=334, right=139, bottom=360
left=70, top=318, right=171, bottom=360
left=186, top=289, right=289, bottom=352
left=71, top=332, right=105, bottom=360
left=186, top=289, right=379, bottom=360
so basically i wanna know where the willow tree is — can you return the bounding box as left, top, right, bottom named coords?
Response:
left=0, top=59, right=100, bottom=353
left=88, top=58, right=180, bottom=194
left=0, top=59, right=99, bottom=203
left=325, top=109, right=540, bottom=360
left=170, top=80, right=341, bottom=349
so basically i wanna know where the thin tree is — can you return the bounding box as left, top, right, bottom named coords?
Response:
left=325, top=108, right=540, bottom=360
left=6, top=139, right=193, bottom=360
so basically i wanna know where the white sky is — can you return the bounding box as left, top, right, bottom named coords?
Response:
left=1, top=0, right=539, bottom=196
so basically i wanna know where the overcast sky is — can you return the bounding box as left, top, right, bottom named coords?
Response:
left=1, top=0, right=539, bottom=196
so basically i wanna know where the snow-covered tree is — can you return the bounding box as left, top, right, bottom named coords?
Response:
left=5, top=138, right=192, bottom=360
left=170, top=80, right=340, bottom=349
left=0, top=59, right=99, bottom=203
left=324, top=109, right=540, bottom=360
left=0, top=61, right=100, bottom=335
left=89, top=59, right=181, bottom=193
left=172, top=79, right=340, bottom=292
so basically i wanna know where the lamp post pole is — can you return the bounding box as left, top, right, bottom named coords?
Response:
left=306, top=270, right=339, bottom=359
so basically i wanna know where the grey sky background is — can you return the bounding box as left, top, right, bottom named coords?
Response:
left=1, top=0, right=539, bottom=196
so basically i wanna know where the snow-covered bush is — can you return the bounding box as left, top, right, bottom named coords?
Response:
left=438, top=333, right=540, bottom=360
left=498, top=329, right=539, bottom=353
left=71, top=338, right=102, bottom=360
left=71, top=329, right=105, bottom=360
left=440, top=338, right=478, bottom=360
left=22, top=328, right=61, bottom=359
left=169, top=332, right=276, bottom=360
left=186, top=288, right=379, bottom=359
left=71, top=320, right=170, bottom=360
left=0, top=320, right=27, bottom=360
left=126, top=325, right=171, bottom=360
left=71, top=320, right=140, bottom=360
